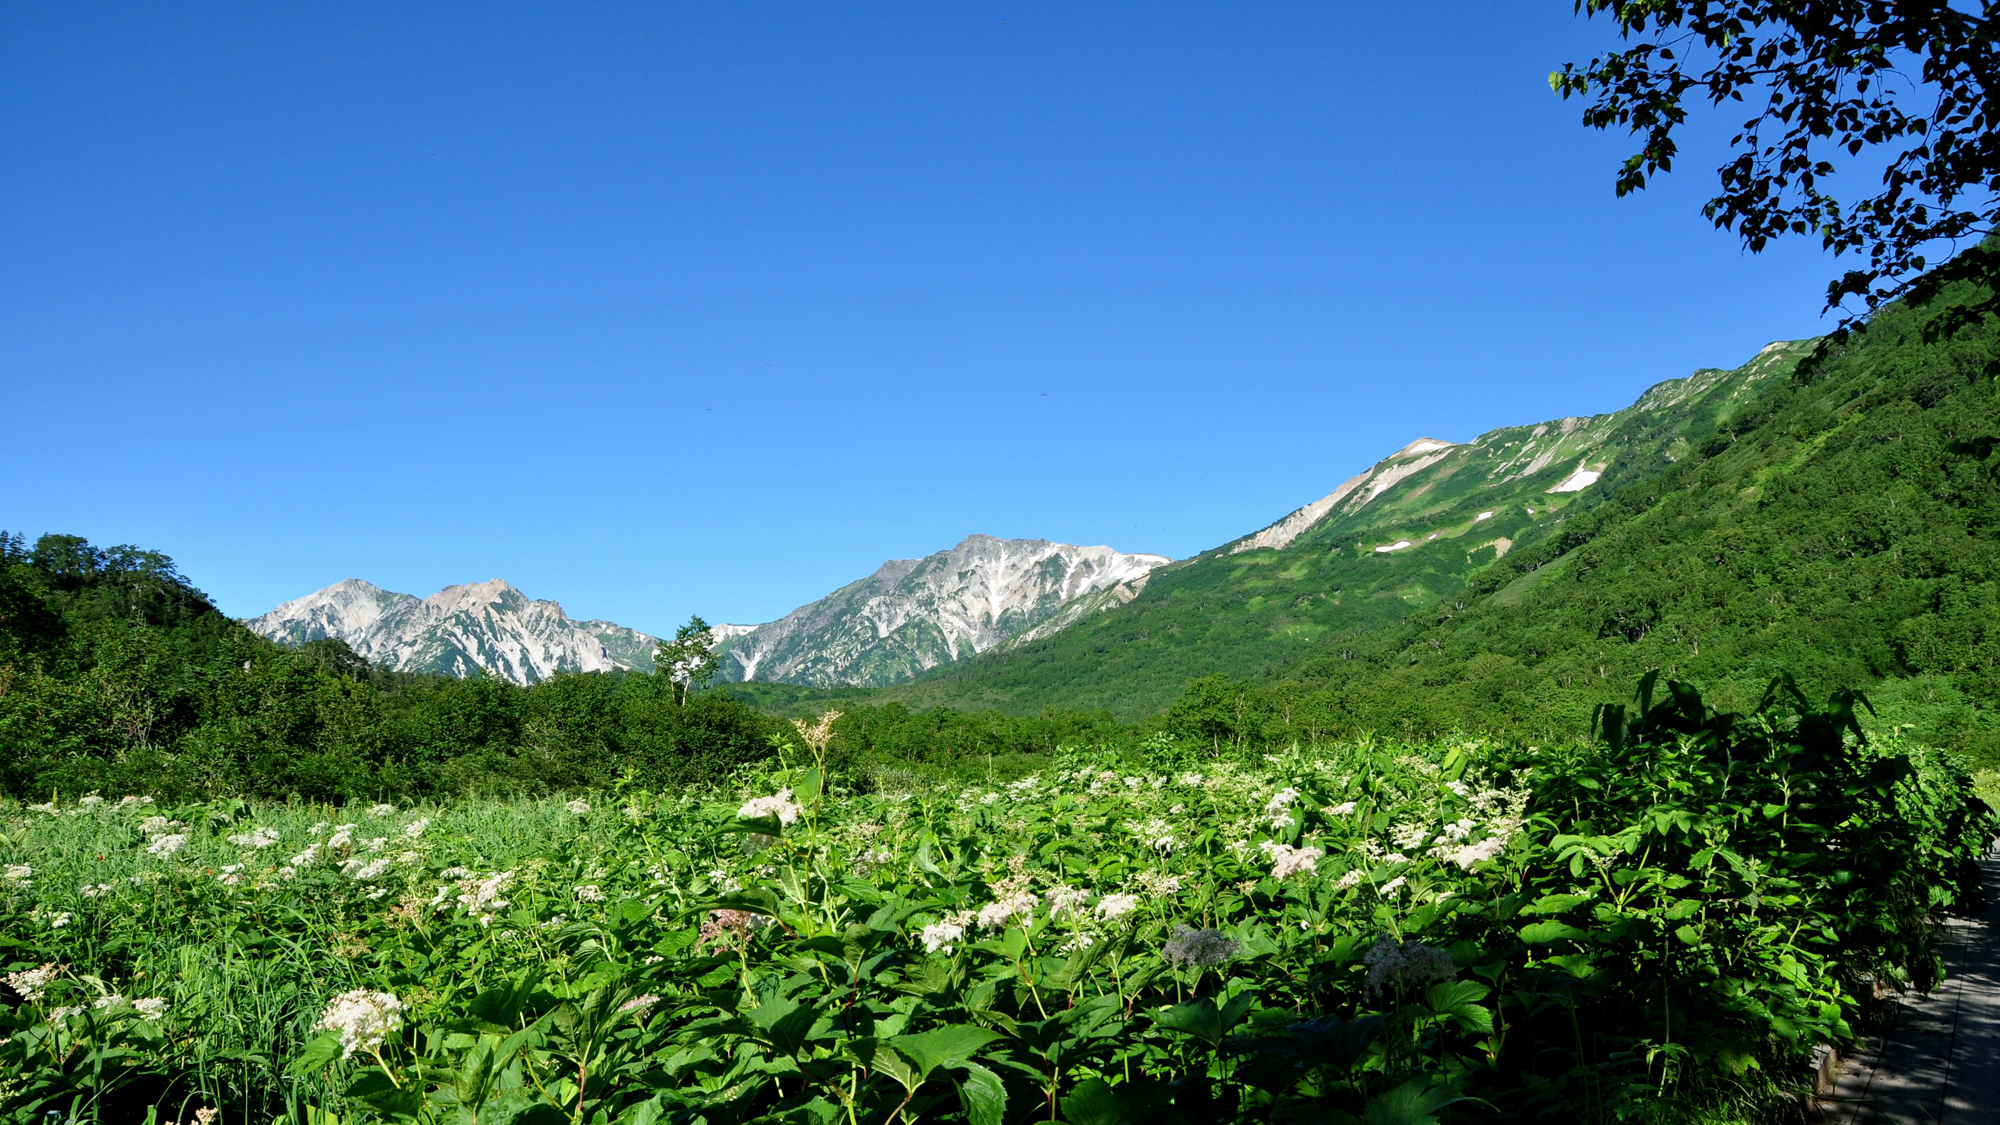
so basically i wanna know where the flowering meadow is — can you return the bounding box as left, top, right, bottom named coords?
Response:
left=1, top=680, right=1993, bottom=1125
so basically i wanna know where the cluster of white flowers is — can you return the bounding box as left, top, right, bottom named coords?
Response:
left=619, top=993, right=661, bottom=1016
left=138, top=816, right=182, bottom=836
left=1045, top=885, right=1090, bottom=919
left=919, top=911, right=974, bottom=953
left=1325, top=800, right=1358, bottom=817
left=1134, top=871, right=1182, bottom=897
left=5, top=963, right=58, bottom=1001
left=116, top=795, right=154, bottom=809
left=1264, top=787, right=1302, bottom=829
left=403, top=817, right=430, bottom=838
left=1336, top=869, right=1366, bottom=889
left=1390, top=822, right=1431, bottom=850
left=1262, top=842, right=1325, bottom=882
left=1443, top=837, right=1507, bottom=870
left=313, top=989, right=405, bottom=1059
left=1380, top=875, right=1408, bottom=898
left=1175, top=772, right=1206, bottom=787
left=1094, top=893, right=1141, bottom=921
left=27, top=801, right=57, bottom=813
left=565, top=799, right=590, bottom=815
left=343, top=856, right=394, bottom=881
left=217, top=865, right=245, bottom=887
left=367, top=803, right=398, bottom=816
left=573, top=884, right=605, bottom=903
left=454, top=870, right=516, bottom=926
left=146, top=833, right=188, bottom=859
left=738, top=790, right=803, bottom=825
left=1128, top=818, right=1178, bottom=853
left=288, top=843, right=322, bottom=868
left=325, top=823, right=357, bottom=852
left=1363, top=936, right=1455, bottom=997
left=1162, top=925, right=1240, bottom=969
left=4, top=863, right=32, bottom=884
left=227, top=826, right=281, bottom=849
left=46, top=911, right=72, bottom=929
left=976, top=890, right=1039, bottom=930
left=133, top=996, right=168, bottom=1019
left=80, top=882, right=114, bottom=898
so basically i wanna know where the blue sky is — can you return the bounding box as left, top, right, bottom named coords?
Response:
left=4, top=3, right=1843, bottom=634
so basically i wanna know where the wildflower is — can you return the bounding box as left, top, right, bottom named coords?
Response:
left=218, top=865, right=245, bottom=887
left=363, top=837, right=388, bottom=852
left=227, top=827, right=281, bottom=849
left=697, top=908, right=766, bottom=951
left=438, top=866, right=469, bottom=880
left=918, top=911, right=973, bottom=954
left=325, top=824, right=357, bottom=852
left=1265, top=787, right=1301, bottom=815
left=313, top=989, right=405, bottom=1059
left=1095, top=893, right=1141, bottom=921
left=395, top=850, right=420, bottom=866
left=1046, top=884, right=1091, bottom=919
left=147, top=833, right=188, bottom=859
left=289, top=843, right=323, bottom=868
left=28, top=801, right=57, bottom=813
left=977, top=890, right=1039, bottom=930
left=1326, top=801, right=1358, bottom=817
left=1363, top=936, right=1455, bottom=998
left=5, top=964, right=58, bottom=1001
left=1176, top=772, right=1205, bottom=787
left=138, top=816, right=173, bottom=835
left=619, top=993, right=661, bottom=1016
left=455, top=871, right=515, bottom=925
left=133, top=997, right=168, bottom=1019
left=1135, top=871, right=1183, bottom=896
left=1440, top=817, right=1476, bottom=842
left=92, top=994, right=126, bottom=1010
left=565, top=799, right=590, bottom=815
left=403, top=817, right=431, bottom=839
left=78, top=794, right=103, bottom=809
left=1380, top=875, right=1407, bottom=898
left=367, top=803, right=397, bottom=816
left=1059, top=932, right=1097, bottom=954
left=642, top=954, right=664, bottom=965
left=277, top=866, right=298, bottom=880
left=48, top=911, right=72, bottom=928
left=309, top=821, right=330, bottom=835
left=1390, top=822, right=1430, bottom=850
left=366, top=886, right=389, bottom=900
left=738, top=789, right=803, bottom=826
left=1129, top=818, right=1178, bottom=852
left=1267, top=843, right=1325, bottom=882
left=1447, top=837, right=1507, bottom=870
left=1384, top=852, right=1409, bottom=865
left=348, top=857, right=393, bottom=881
left=791, top=710, right=841, bottom=753
left=80, top=883, right=114, bottom=898
left=1336, top=869, right=1365, bottom=890
left=49, top=1005, right=83, bottom=1022
left=1162, top=925, right=1240, bottom=969
left=573, top=884, right=605, bottom=903
left=115, top=795, right=153, bottom=809
left=4, top=864, right=31, bottom=883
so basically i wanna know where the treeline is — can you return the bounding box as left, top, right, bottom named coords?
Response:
left=0, top=535, right=1149, bottom=801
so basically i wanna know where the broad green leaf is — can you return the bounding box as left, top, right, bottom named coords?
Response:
left=1518, top=921, right=1589, bottom=944
left=890, top=1024, right=1002, bottom=1077
left=955, top=1061, right=1009, bottom=1125
left=1060, top=1077, right=1135, bottom=1125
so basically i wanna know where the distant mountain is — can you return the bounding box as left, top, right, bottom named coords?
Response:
left=715, top=534, right=1171, bottom=687
left=882, top=340, right=1816, bottom=717
left=243, top=579, right=657, bottom=684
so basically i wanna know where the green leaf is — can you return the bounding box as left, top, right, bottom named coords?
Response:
left=1361, top=1078, right=1475, bottom=1125
left=1519, top=921, right=1589, bottom=944
left=956, top=1061, right=1009, bottom=1125
left=1060, top=1077, right=1135, bottom=1125
left=285, top=1032, right=344, bottom=1076
left=890, top=1024, right=1003, bottom=1078
left=724, top=814, right=784, bottom=837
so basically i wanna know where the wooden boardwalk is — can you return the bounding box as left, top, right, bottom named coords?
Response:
left=1824, top=851, right=2000, bottom=1123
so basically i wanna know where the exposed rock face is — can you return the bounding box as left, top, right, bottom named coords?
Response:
left=243, top=578, right=658, bottom=684
left=715, top=534, right=1171, bottom=686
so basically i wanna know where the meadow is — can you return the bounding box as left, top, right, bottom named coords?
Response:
left=2, top=678, right=1991, bottom=1125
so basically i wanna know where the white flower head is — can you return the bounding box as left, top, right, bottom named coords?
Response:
left=48, top=911, right=72, bottom=928
left=1267, top=843, right=1325, bottom=882
left=403, top=818, right=431, bottom=839
left=573, top=884, right=605, bottom=903
left=1095, top=892, right=1141, bottom=922
left=738, top=790, right=803, bottom=826
left=977, top=891, right=1039, bottom=930
left=367, top=803, right=397, bottom=817
left=133, top=997, right=168, bottom=1019
left=5, top=963, right=58, bottom=1001
left=919, top=911, right=974, bottom=954
left=565, top=799, right=590, bottom=815
left=3, top=864, right=31, bottom=882
left=146, top=833, right=188, bottom=859
left=228, top=826, right=282, bottom=849
left=313, top=989, right=405, bottom=1059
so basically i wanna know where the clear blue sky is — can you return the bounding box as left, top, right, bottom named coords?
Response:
left=4, top=2, right=1843, bottom=635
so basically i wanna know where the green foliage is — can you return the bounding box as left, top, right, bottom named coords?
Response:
left=1, top=679, right=1988, bottom=1124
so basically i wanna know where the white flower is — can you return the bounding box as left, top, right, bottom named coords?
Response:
left=456, top=870, right=515, bottom=925
left=1095, top=893, right=1141, bottom=921
left=367, top=803, right=397, bottom=816
left=977, top=891, right=1039, bottom=930
left=1268, top=843, right=1325, bottom=882
left=1046, top=885, right=1090, bottom=919
left=437, top=866, right=469, bottom=880
left=1380, top=875, right=1407, bottom=898
left=348, top=857, right=394, bottom=881
left=92, top=993, right=126, bottom=1010
left=47, top=912, right=72, bottom=929
left=227, top=826, right=281, bottom=849
left=1390, top=822, right=1431, bottom=850
left=737, top=790, right=803, bottom=826
left=1447, top=837, right=1507, bottom=870
left=1161, top=925, right=1240, bottom=969
left=919, top=911, right=973, bottom=953
left=309, top=821, right=330, bottom=835
left=1135, top=871, right=1183, bottom=896
left=114, top=795, right=152, bottom=809
left=48, top=1004, right=83, bottom=1023
left=146, top=833, right=188, bottom=859
left=1384, top=852, right=1409, bottom=865
left=1326, top=801, right=1358, bottom=817
left=363, top=837, right=388, bottom=852
left=565, top=799, right=590, bottom=815
left=620, top=993, right=661, bottom=1016
left=4, top=864, right=31, bottom=882
left=1336, top=869, right=1365, bottom=889
left=288, top=843, right=323, bottom=868
left=366, top=886, right=390, bottom=900
left=1176, top=772, right=1205, bottom=787
left=277, top=866, right=298, bottom=880
left=326, top=824, right=357, bottom=852
left=4, top=964, right=58, bottom=1001
left=133, top=997, right=167, bottom=1019
left=80, top=883, right=114, bottom=899
left=403, top=818, right=431, bottom=839
left=313, top=989, right=405, bottom=1059
left=218, top=865, right=245, bottom=887
left=28, top=801, right=57, bottom=814
left=573, top=884, right=605, bottom=903
left=138, top=816, right=173, bottom=836
left=78, top=794, right=103, bottom=809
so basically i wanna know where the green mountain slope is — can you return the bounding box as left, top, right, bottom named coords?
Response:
left=881, top=339, right=1817, bottom=719
left=1278, top=274, right=2000, bottom=755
